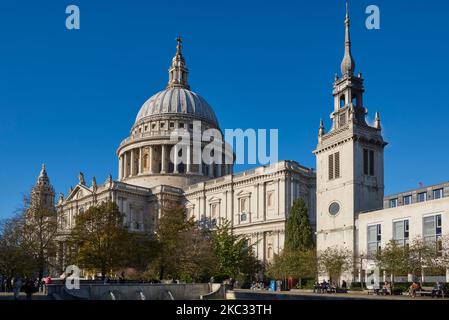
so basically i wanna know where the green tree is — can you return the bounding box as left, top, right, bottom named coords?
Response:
left=212, top=219, right=259, bottom=280
left=0, top=215, right=36, bottom=278
left=285, top=199, right=314, bottom=252
left=408, top=236, right=443, bottom=282
left=318, top=246, right=352, bottom=284
left=375, top=240, right=410, bottom=288
left=177, top=227, right=218, bottom=282
left=68, top=201, right=134, bottom=278
left=152, top=206, right=195, bottom=280
left=267, top=249, right=317, bottom=285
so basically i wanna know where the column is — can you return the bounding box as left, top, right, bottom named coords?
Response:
left=161, top=145, right=167, bottom=173
left=173, top=144, right=179, bottom=174
left=217, top=164, right=222, bottom=177
left=130, top=149, right=135, bottom=176
left=124, top=152, right=128, bottom=177
left=149, top=146, right=154, bottom=174
left=139, top=147, right=144, bottom=174
left=118, top=155, right=123, bottom=180
left=186, top=145, right=192, bottom=174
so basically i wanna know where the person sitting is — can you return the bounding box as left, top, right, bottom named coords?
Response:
left=409, top=282, right=420, bottom=297
left=382, top=281, right=391, bottom=295
left=432, top=282, right=443, bottom=298
left=313, top=281, right=321, bottom=293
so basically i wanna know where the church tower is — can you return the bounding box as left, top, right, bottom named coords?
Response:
left=314, top=3, right=387, bottom=278
left=29, top=164, right=56, bottom=213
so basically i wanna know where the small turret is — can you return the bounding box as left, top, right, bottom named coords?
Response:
left=374, top=112, right=381, bottom=130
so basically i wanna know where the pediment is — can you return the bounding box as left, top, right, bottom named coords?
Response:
left=208, top=196, right=222, bottom=203
left=65, top=184, right=93, bottom=202
left=236, top=190, right=252, bottom=198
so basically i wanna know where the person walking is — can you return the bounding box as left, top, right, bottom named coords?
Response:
left=13, top=277, right=22, bottom=300
left=24, top=278, right=35, bottom=300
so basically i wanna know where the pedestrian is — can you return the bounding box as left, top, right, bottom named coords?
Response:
left=13, top=277, right=22, bottom=300
left=24, top=278, right=35, bottom=300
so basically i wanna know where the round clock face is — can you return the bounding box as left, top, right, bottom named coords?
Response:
left=329, top=202, right=341, bottom=216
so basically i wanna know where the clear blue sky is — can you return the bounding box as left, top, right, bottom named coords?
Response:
left=1, top=0, right=448, bottom=219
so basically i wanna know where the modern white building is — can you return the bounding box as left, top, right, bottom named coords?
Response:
left=27, top=5, right=448, bottom=281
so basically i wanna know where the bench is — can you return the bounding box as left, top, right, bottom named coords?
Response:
left=417, top=286, right=445, bottom=298
left=416, top=286, right=433, bottom=297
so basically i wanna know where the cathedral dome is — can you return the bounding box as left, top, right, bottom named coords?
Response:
left=135, top=87, right=219, bottom=127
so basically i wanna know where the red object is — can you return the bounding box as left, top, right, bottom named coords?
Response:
left=287, top=277, right=298, bottom=289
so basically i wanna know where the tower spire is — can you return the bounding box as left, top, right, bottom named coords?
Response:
left=167, top=36, right=190, bottom=90
left=37, top=163, right=50, bottom=186
left=341, top=1, right=356, bottom=76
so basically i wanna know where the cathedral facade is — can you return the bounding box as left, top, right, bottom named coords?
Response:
left=31, top=5, right=448, bottom=282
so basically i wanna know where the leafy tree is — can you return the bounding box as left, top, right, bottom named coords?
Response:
left=375, top=240, right=411, bottom=287
left=318, top=246, right=352, bottom=284
left=152, top=206, right=196, bottom=280
left=408, top=236, right=443, bottom=281
left=127, top=231, right=160, bottom=274
left=177, top=227, right=218, bottom=282
left=267, top=249, right=317, bottom=285
left=266, top=252, right=288, bottom=280
left=212, top=219, right=259, bottom=280
left=285, top=199, right=314, bottom=252
left=268, top=199, right=316, bottom=285
left=0, top=194, right=58, bottom=285
left=0, top=215, right=36, bottom=278
left=68, top=201, right=134, bottom=278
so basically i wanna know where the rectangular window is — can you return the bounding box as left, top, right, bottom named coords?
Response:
left=403, top=195, right=412, bottom=205
left=417, top=192, right=427, bottom=202
left=433, top=188, right=443, bottom=200
left=329, top=154, right=334, bottom=180
left=389, top=198, right=398, bottom=208
left=334, top=152, right=340, bottom=178
left=393, top=220, right=409, bottom=246
left=423, top=215, right=443, bottom=253
left=367, top=224, right=382, bottom=256
left=363, top=149, right=375, bottom=176
left=328, top=152, right=340, bottom=180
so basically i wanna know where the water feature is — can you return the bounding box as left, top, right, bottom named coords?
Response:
left=137, top=290, right=146, bottom=300
left=108, top=290, right=116, bottom=300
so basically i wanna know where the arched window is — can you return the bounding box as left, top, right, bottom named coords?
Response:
left=143, top=154, right=149, bottom=170
left=340, top=95, right=346, bottom=108
left=267, top=247, right=273, bottom=259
